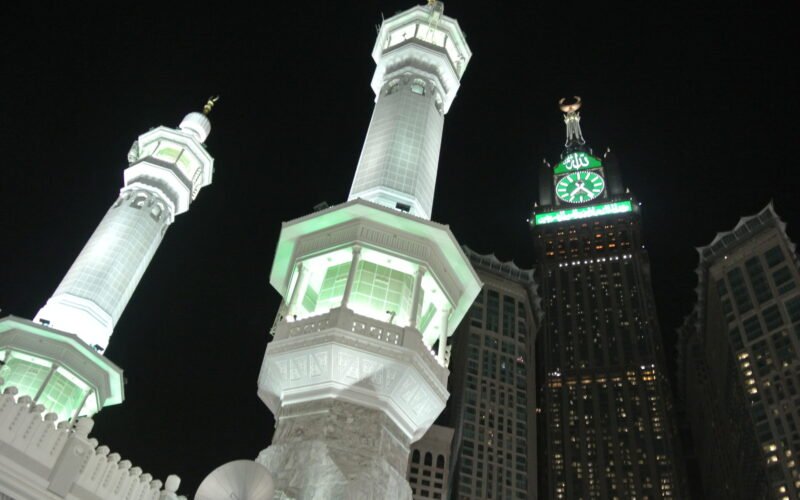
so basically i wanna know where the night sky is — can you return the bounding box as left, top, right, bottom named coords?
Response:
left=2, top=1, right=798, bottom=494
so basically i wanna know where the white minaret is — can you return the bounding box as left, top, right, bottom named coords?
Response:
left=245, top=3, right=480, bottom=499
left=34, top=99, right=218, bottom=351
left=348, top=0, right=470, bottom=220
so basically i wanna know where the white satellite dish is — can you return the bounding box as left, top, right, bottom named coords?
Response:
left=195, top=460, right=275, bottom=500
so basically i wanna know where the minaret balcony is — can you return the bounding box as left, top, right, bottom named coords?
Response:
left=258, top=305, right=449, bottom=441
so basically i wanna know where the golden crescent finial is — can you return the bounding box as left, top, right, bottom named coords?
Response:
left=559, top=96, right=582, bottom=113
left=203, top=95, right=220, bottom=116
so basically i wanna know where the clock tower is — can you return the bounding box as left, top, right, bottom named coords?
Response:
left=531, top=99, right=687, bottom=499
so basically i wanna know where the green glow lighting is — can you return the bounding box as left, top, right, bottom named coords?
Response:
left=553, top=152, right=602, bottom=175
left=534, top=201, right=633, bottom=225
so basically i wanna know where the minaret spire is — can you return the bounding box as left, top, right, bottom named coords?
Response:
left=34, top=102, right=217, bottom=351
left=347, top=0, right=471, bottom=219
left=560, top=96, right=586, bottom=150
left=248, top=5, right=480, bottom=498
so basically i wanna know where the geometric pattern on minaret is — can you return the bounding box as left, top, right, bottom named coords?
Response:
left=35, top=104, right=216, bottom=351
left=253, top=3, right=479, bottom=498
left=348, top=1, right=471, bottom=220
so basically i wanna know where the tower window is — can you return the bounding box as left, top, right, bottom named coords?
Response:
left=411, top=79, right=426, bottom=95
left=385, top=79, right=400, bottom=96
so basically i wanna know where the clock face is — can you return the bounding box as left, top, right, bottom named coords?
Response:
left=555, top=171, right=606, bottom=203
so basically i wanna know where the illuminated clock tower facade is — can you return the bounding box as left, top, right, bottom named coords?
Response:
left=532, top=99, right=686, bottom=499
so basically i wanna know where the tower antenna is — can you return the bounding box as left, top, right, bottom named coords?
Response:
left=559, top=96, right=585, bottom=148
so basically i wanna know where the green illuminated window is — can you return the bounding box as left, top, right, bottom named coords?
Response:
left=38, top=368, right=89, bottom=422
left=0, top=354, right=51, bottom=400
left=314, top=261, right=351, bottom=312
left=350, top=261, right=414, bottom=323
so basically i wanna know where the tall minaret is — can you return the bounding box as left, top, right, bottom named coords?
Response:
left=35, top=98, right=218, bottom=351
left=250, top=3, right=480, bottom=498
left=348, top=0, right=469, bottom=220
left=0, top=101, right=217, bottom=422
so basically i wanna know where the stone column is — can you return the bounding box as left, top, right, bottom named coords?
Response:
left=437, top=306, right=450, bottom=364
left=286, top=262, right=308, bottom=318
left=408, top=266, right=426, bottom=329
left=340, top=245, right=362, bottom=310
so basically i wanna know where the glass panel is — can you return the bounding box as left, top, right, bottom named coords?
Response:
left=727, top=268, right=753, bottom=314
left=502, top=296, right=515, bottom=337
left=487, top=290, right=500, bottom=332
left=315, top=261, right=351, bottom=313
left=745, top=257, right=772, bottom=304
left=742, top=315, right=763, bottom=342
left=387, top=24, right=416, bottom=47
left=762, top=304, right=784, bottom=331
left=420, top=303, right=438, bottom=333
left=765, top=245, right=785, bottom=268
left=785, top=296, right=800, bottom=324
left=38, top=368, right=89, bottom=422
left=350, top=261, right=414, bottom=324
left=773, top=267, right=796, bottom=295
left=0, top=353, right=51, bottom=400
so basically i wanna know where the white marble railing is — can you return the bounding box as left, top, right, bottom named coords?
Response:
left=0, top=379, right=185, bottom=500
left=276, top=307, right=447, bottom=381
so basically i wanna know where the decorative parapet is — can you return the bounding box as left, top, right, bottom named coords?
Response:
left=0, top=379, right=184, bottom=500
left=261, top=307, right=451, bottom=441
left=273, top=306, right=446, bottom=380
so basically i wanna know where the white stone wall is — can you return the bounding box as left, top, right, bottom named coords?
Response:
left=258, top=399, right=412, bottom=500
left=0, top=381, right=184, bottom=500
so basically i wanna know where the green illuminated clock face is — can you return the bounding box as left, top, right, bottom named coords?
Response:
left=556, top=171, right=606, bottom=203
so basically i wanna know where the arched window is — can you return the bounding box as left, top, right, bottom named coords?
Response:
left=150, top=203, right=164, bottom=223
left=424, top=452, right=432, bottom=466
left=412, top=450, right=420, bottom=463
left=411, top=79, right=426, bottom=96
left=385, top=79, right=401, bottom=96
left=436, top=454, right=445, bottom=468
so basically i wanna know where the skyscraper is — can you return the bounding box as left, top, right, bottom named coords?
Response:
left=0, top=101, right=218, bottom=423
left=532, top=98, right=685, bottom=498
left=676, top=203, right=800, bottom=499
left=446, top=248, right=540, bottom=499
left=407, top=424, right=454, bottom=499
left=251, top=3, right=481, bottom=498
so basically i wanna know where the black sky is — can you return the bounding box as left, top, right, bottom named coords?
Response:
left=2, top=1, right=798, bottom=494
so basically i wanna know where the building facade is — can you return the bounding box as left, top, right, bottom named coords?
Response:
left=407, top=424, right=454, bottom=499
left=676, top=204, right=800, bottom=499
left=532, top=98, right=685, bottom=499
left=447, top=248, right=540, bottom=499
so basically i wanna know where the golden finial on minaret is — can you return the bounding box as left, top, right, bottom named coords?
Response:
left=203, top=96, right=220, bottom=116
left=559, top=96, right=582, bottom=114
